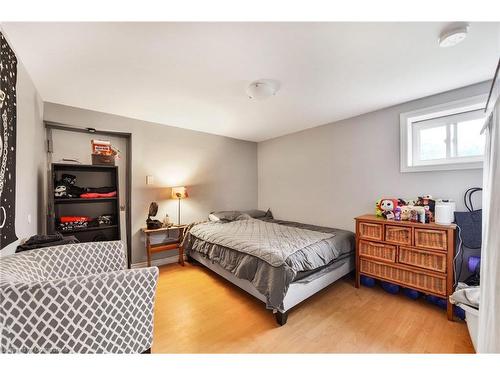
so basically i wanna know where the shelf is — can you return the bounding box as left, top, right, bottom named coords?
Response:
left=58, top=224, right=118, bottom=234
left=53, top=163, right=117, bottom=171
left=54, top=197, right=118, bottom=204
left=50, top=163, right=121, bottom=242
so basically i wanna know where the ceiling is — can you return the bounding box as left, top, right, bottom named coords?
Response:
left=2, top=22, right=499, bottom=142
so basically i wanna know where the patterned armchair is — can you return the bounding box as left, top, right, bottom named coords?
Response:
left=0, top=241, right=159, bottom=353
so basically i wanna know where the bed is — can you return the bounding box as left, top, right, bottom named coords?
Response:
left=182, top=211, right=355, bottom=326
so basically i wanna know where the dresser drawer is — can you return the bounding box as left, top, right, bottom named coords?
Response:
left=414, top=228, right=447, bottom=251
left=398, top=246, right=447, bottom=273
left=360, top=259, right=446, bottom=296
left=358, top=222, right=383, bottom=241
left=359, top=240, right=396, bottom=263
left=385, top=225, right=412, bottom=245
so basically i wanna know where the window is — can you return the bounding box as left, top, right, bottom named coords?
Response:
left=400, top=95, right=487, bottom=172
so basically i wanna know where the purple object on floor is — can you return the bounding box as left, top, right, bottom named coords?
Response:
left=425, top=295, right=438, bottom=304
left=403, top=288, right=420, bottom=300
left=381, top=281, right=400, bottom=294
left=426, top=295, right=447, bottom=309
left=360, top=275, right=376, bottom=287
left=425, top=294, right=447, bottom=309
left=454, top=306, right=466, bottom=320
left=436, top=298, right=447, bottom=310
left=468, top=256, right=481, bottom=273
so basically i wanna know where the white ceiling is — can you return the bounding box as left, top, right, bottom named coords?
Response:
left=2, top=22, right=499, bottom=142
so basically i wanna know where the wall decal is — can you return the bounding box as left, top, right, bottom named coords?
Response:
left=0, top=31, right=18, bottom=249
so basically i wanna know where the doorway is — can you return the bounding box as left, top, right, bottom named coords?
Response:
left=45, top=122, right=132, bottom=267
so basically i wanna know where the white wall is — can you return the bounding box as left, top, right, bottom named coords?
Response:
left=1, top=61, right=46, bottom=255
left=43, top=103, right=258, bottom=264
left=258, top=82, right=489, bottom=232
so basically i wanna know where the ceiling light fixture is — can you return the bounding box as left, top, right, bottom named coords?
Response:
left=246, top=80, right=280, bottom=100
left=438, top=23, right=469, bottom=48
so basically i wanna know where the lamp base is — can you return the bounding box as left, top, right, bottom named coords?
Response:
left=177, top=197, right=181, bottom=226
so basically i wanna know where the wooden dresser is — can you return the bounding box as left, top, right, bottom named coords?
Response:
left=355, top=214, right=456, bottom=320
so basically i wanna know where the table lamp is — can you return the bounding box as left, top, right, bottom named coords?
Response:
left=171, top=186, right=188, bottom=225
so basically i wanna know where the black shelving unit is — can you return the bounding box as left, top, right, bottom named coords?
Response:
left=48, top=163, right=121, bottom=243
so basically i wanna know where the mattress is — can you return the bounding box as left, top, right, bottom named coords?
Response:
left=293, top=252, right=354, bottom=282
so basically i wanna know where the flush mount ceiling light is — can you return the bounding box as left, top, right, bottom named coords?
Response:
left=246, top=80, right=280, bottom=100
left=438, top=23, right=469, bottom=48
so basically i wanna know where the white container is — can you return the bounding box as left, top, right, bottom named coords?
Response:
left=458, top=303, right=479, bottom=351
left=435, top=200, right=456, bottom=224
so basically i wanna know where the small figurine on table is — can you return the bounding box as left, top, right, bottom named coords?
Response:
left=146, top=202, right=163, bottom=230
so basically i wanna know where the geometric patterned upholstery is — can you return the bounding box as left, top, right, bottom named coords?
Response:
left=0, top=241, right=159, bottom=353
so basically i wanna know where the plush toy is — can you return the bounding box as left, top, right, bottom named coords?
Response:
left=400, top=205, right=412, bottom=221
left=424, top=206, right=433, bottom=223
left=375, top=199, right=383, bottom=217
left=410, top=208, right=419, bottom=222
left=394, top=206, right=402, bottom=221
left=416, top=195, right=435, bottom=223
left=410, top=206, right=426, bottom=223
left=54, top=185, right=68, bottom=198
left=405, top=198, right=418, bottom=207
left=377, top=198, right=399, bottom=219
left=416, top=195, right=435, bottom=208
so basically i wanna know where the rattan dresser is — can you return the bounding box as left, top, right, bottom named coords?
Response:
left=355, top=214, right=456, bottom=320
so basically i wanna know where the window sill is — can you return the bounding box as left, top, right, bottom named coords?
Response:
left=400, top=161, right=483, bottom=173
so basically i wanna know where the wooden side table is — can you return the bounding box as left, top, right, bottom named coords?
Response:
left=141, top=225, right=188, bottom=267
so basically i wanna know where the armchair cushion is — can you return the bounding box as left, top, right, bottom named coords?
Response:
left=1, top=241, right=127, bottom=288
left=1, top=241, right=158, bottom=353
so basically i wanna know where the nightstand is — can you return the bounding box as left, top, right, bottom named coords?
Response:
left=141, top=225, right=188, bottom=267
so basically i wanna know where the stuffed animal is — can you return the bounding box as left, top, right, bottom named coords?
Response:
left=416, top=195, right=434, bottom=207
left=400, top=205, right=412, bottom=221
left=415, top=206, right=426, bottom=223
left=394, top=206, right=402, bottom=221
left=408, top=206, right=426, bottom=223
left=375, top=199, right=383, bottom=217
left=405, top=198, right=418, bottom=207
left=416, top=195, right=435, bottom=223
left=54, top=185, right=68, bottom=198
left=410, top=208, right=419, bottom=222
left=377, top=198, right=400, bottom=219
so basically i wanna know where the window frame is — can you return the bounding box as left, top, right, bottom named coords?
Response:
left=400, top=94, right=487, bottom=173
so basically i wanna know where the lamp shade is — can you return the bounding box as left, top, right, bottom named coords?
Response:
left=171, top=186, right=188, bottom=199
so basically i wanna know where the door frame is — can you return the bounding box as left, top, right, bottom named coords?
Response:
left=45, top=121, right=132, bottom=268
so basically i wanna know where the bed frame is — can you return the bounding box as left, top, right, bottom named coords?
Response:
left=188, top=251, right=354, bottom=326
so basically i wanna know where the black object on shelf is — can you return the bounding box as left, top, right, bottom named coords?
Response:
left=48, top=163, right=121, bottom=243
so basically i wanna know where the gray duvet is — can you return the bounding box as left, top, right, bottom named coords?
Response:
left=189, top=218, right=333, bottom=267
left=182, top=217, right=355, bottom=310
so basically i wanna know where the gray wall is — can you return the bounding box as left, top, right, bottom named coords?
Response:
left=43, top=103, right=258, bottom=264
left=1, top=62, right=46, bottom=255
left=258, top=82, right=488, bottom=232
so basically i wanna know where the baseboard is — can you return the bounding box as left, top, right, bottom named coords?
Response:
left=131, top=255, right=186, bottom=269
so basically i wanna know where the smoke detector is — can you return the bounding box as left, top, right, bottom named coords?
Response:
left=439, top=23, right=469, bottom=48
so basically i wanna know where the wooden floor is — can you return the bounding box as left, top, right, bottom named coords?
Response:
left=152, top=263, right=474, bottom=353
